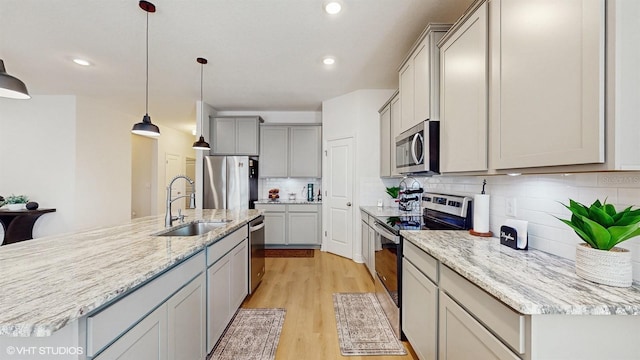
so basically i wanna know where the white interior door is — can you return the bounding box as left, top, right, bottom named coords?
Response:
left=325, top=137, right=353, bottom=259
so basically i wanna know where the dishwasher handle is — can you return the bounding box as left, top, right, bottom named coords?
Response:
left=250, top=222, right=265, bottom=232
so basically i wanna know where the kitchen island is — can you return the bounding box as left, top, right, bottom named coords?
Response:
left=0, top=209, right=262, bottom=359
left=401, top=230, right=640, bottom=360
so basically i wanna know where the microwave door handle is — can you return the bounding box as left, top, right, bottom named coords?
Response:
left=411, top=133, right=424, bottom=164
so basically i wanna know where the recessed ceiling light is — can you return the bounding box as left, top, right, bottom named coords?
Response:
left=323, top=57, right=336, bottom=65
left=324, top=1, right=342, bottom=15
left=73, top=58, right=91, bottom=66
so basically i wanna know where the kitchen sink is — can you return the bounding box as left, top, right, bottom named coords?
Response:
left=154, top=220, right=232, bottom=237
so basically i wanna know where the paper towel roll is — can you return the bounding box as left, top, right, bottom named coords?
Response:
left=473, top=194, right=490, bottom=233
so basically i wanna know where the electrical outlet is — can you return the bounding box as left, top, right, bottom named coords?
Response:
left=506, top=197, right=517, bottom=217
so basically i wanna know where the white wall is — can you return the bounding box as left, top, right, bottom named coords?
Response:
left=215, top=110, right=321, bottom=124
left=75, top=96, right=135, bottom=230
left=322, top=89, right=395, bottom=260
left=195, top=101, right=216, bottom=209
left=0, top=96, right=77, bottom=239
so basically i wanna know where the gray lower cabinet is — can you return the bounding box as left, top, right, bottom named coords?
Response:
left=360, top=211, right=376, bottom=279
left=256, top=204, right=321, bottom=246
left=94, top=303, right=168, bottom=360
left=402, top=259, right=438, bottom=360
left=210, top=116, right=262, bottom=156
left=167, top=273, right=206, bottom=360
left=259, top=125, right=322, bottom=178
left=206, top=227, right=249, bottom=353
left=361, top=220, right=370, bottom=273
left=439, top=292, right=518, bottom=360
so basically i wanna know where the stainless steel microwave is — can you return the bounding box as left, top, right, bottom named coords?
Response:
left=395, top=120, right=439, bottom=174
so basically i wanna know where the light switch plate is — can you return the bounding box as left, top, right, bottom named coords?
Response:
left=506, top=197, right=517, bottom=217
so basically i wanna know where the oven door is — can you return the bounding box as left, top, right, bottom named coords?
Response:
left=373, top=221, right=400, bottom=306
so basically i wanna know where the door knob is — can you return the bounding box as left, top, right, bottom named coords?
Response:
left=347, top=202, right=352, bottom=207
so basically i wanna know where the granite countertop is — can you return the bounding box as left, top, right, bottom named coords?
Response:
left=401, top=230, right=640, bottom=316
left=0, top=209, right=262, bottom=337
left=360, top=205, right=420, bottom=217
left=255, top=199, right=322, bottom=204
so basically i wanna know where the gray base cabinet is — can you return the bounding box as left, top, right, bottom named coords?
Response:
left=259, top=125, right=322, bottom=178
left=439, top=292, right=518, bottom=360
left=167, top=273, right=206, bottom=360
left=206, top=227, right=249, bottom=353
left=94, top=303, right=167, bottom=360
left=359, top=211, right=375, bottom=279
left=256, top=204, right=321, bottom=246
left=402, top=258, right=438, bottom=360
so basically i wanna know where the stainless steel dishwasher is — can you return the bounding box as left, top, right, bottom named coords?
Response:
left=249, top=215, right=265, bottom=294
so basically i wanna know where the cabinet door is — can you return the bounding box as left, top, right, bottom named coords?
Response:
left=94, top=303, right=167, bottom=360
left=289, top=126, right=321, bottom=178
left=399, top=62, right=414, bottom=133
left=230, top=239, right=249, bottom=310
left=439, top=292, right=519, bottom=360
left=264, top=211, right=286, bottom=245
left=402, top=259, right=438, bottom=360
left=236, top=117, right=259, bottom=155
left=361, top=220, right=370, bottom=268
left=211, top=117, right=237, bottom=155
left=368, top=225, right=376, bottom=279
left=167, top=273, right=206, bottom=360
left=440, top=2, right=488, bottom=173
left=491, top=0, right=604, bottom=169
left=287, top=212, right=319, bottom=245
left=413, top=39, right=431, bottom=124
left=259, top=127, right=288, bottom=178
left=390, top=95, right=402, bottom=176
left=207, top=256, right=231, bottom=352
left=379, top=104, right=391, bottom=177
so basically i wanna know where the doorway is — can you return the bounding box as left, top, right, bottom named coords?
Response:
left=131, top=135, right=155, bottom=218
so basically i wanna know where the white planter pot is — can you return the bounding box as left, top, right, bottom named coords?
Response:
left=5, top=203, right=25, bottom=211
left=575, top=243, right=632, bottom=287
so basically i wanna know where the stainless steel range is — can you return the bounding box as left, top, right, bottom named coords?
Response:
left=372, top=192, right=473, bottom=338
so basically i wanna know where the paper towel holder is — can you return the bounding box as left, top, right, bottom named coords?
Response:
left=469, top=229, right=493, bottom=237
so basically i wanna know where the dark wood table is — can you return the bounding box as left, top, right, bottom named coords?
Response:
left=0, top=208, right=56, bottom=245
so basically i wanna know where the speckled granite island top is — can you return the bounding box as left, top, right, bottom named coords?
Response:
left=401, top=230, right=640, bottom=316
left=0, top=209, right=262, bottom=337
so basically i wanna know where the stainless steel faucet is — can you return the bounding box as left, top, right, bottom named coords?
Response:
left=165, top=175, right=196, bottom=227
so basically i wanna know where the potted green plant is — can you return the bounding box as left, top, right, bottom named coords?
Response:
left=3, top=194, right=29, bottom=211
left=385, top=186, right=400, bottom=207
left=556, top=199, right=640, bottom=287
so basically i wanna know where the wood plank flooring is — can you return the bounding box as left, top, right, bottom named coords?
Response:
left=241, top=250, right=417, bottom=360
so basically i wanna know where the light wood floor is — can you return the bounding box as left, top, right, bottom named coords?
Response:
left=241, top=250, right=417, bottom=360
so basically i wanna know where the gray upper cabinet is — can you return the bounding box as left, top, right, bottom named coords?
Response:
left=260, top=125, right=322, bottom=178
left=210, top=116, right=263, bottom=156
left=259, top=126, right=289, bottom=177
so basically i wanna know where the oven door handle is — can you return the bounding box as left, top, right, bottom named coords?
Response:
left=410, top=132, right=424, bottom=165
left=373, top=221, right=400, bottom=244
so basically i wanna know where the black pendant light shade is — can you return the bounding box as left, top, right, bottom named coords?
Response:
left=192, top=57, right=210, bottom=150
left=131, top=0, right=160, bottom=137
left=132, top=114, right=160, bottom=137
left=0, top=59, right=30, bottom=100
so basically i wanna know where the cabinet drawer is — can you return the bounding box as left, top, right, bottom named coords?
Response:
left=207, top=226, right=248, bottom=266
left=403, top=240, right=438, bottom=283
left=255, top=204, right=286, bottom=212
left=288, top=204, right=318, bottom=212
left=87, top=251, right=205, bottom=357
left=439, top=292, right=519, bottom=360
left=440, top=265, right=525, bottom=354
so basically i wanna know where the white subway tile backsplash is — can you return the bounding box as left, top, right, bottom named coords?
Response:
left=407, top=172, right=640, bottom=282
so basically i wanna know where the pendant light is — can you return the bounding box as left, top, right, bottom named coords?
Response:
left=0, top=59, right=30, bottom=100
left=131, top=0, right=160, bottom=137
left=192, top=57, right=210, bottom=150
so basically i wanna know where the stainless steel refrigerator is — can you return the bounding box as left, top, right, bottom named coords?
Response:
left=203, top=156, right=258, bottom=209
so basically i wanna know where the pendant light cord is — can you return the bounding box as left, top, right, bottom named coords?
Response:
left=200, top=62, right=204, bottom=131
left=145, top=10, right=149, bottom=115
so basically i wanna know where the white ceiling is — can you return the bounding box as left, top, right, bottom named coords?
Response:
left=0, top=0, right=473, bottom=134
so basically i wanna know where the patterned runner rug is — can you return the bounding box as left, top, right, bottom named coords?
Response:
left=333, top=293, right=407, bottom=356
left=209, top=308, right=286, bottom=360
